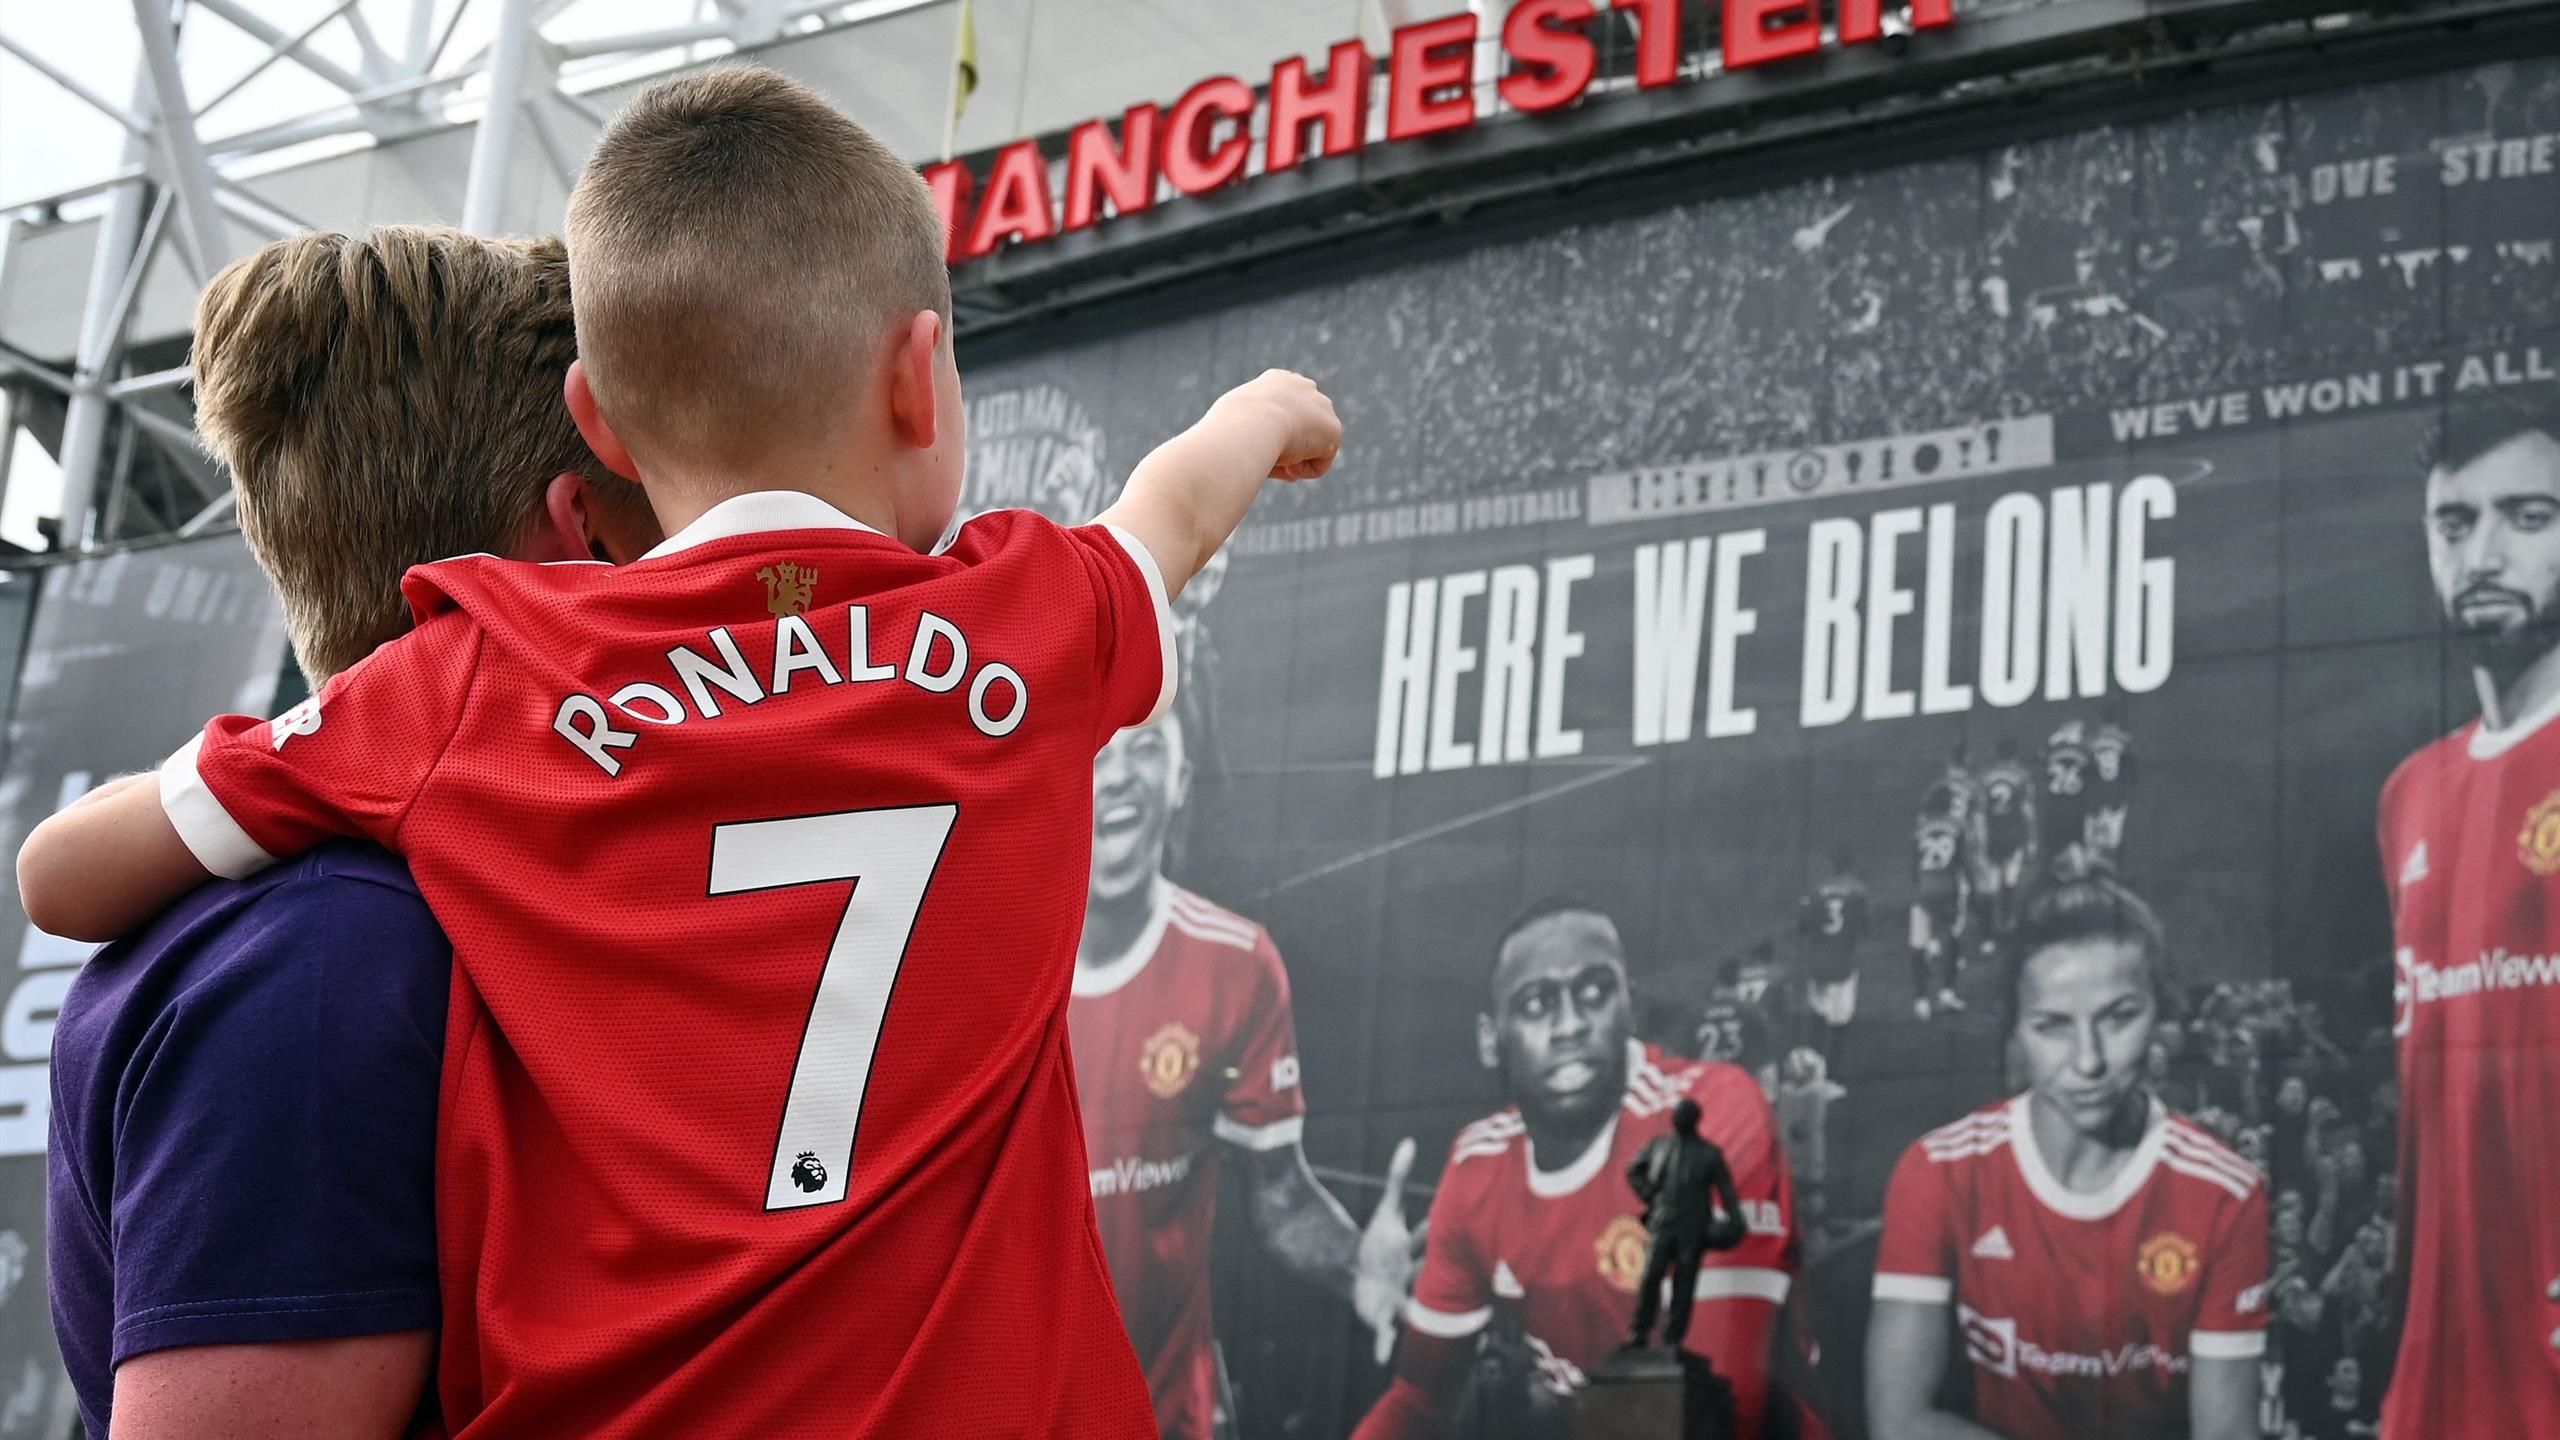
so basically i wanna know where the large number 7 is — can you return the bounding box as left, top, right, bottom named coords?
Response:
left=709, top=804, right=959, bottom=1211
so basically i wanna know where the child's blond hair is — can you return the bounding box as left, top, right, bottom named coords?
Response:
left=565, top=66, right=952, bottom=475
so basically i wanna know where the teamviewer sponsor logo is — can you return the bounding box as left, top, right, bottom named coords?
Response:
left=1089, top=1150, right=1194, bottom=1199
left=1959, top=1305, right=2019, bottom=1379
left=1958, top=1305, right=2187, bottom=1381
left=2395, top=945, right=2560, bottom=1037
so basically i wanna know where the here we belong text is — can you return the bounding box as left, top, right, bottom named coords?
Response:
left=1370, top=477, right=2175, bottom=778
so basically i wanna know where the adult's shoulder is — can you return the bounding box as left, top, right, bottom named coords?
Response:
left=2159, top=1110, right=2266, bottom=1206
left=2380, top=725, right=2474, bottom=813
left=67, top=839, right=448, bottom=1378
left=203, top=841, right=446, bottom=965
left=108, top=840, right=452, bottom=1050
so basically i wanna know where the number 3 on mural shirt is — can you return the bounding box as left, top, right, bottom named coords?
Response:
left=708, top=804, right=959, bottom=1210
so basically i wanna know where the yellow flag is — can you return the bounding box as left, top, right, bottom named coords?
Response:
left=953, top=0, right=978, bottom=123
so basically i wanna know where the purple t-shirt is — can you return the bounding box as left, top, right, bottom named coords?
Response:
left=48, top=840, right=447, bottom=1435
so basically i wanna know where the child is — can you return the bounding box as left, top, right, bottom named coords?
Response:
left=19, top=68, right=1338, bottom=1440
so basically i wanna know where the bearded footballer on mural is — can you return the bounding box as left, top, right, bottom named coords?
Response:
left=2375, top=385, right=2560, bottom=1439
left=1355, top=901, right=1806, bottom=1440
left=1072, top=709, right=1414, bottom=1439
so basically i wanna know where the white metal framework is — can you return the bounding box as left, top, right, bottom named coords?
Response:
left=0, top=0, right=957, bottom=552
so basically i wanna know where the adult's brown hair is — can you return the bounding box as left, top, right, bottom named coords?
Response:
left=193, top=226, right=650, bottom=682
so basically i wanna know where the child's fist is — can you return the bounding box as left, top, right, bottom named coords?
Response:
left=1224, top=369, right=1341, bottom=481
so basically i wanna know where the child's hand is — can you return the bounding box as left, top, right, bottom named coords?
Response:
left=1218, top=370, right=1340, bottom=482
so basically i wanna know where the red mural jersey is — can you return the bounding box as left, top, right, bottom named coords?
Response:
left=1873, top=1097, right=2269, bottom=1440
left=1069, top=881, right=1304, bottom=1440
left=1404, top=1044, right=1798, bottom=1436
left=156, top=494, right=1175, bottom=1439
left=2376, top=711, right=2560, bottom=1440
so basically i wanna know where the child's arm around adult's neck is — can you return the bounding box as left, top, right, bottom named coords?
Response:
left=1097, top=370, right=1340, bottom=600
left=17, top=773, right=211, bottom=942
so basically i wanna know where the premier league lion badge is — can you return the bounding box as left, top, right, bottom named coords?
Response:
left=789, top=1151, right=828, bottom=1194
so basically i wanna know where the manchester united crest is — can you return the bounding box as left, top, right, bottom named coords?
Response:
left=2135, top=1231, right=2200, bottom=1297
left=757, top=562, right=818, bottom=618
left=2520, top=790, right=2560, bottom=876
left=1595, top=1214, right=1649, bottom=1294
left=1139, top=1022, right=1202, bottom=1099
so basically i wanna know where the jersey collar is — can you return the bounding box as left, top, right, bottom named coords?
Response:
left=641, top=491, right=891, bottom=560
left=2007, top=1092, right=2167, bottom=1221
left=2469, top=669, right=2560, bottom=760
left=1526, top=1111, right=1618, bottom=1199
left=1071, top=876, right=1171, bottom=998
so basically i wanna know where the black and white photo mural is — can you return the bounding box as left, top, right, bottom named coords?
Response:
left=964, top=55, right=2560, bottom=1440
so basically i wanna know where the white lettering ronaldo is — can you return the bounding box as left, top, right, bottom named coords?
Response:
left=553, top=605, right=1030, bottom=775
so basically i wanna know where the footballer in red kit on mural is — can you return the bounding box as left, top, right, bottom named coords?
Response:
left=1355, top=901, right=1805, bottom=1440
left=1072, top=708, right=1414, bottom=1439
left=1867, top=875, right=2266, bottom=1440
left=2375, top=386, right=2560, bottom=1439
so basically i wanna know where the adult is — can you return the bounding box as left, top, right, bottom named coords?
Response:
left=1357, top=900, right=1803, bottom=1439
left=2374, top=384, right=2560, bottom=1437
left=1866, top=874, right=2266, bottom=1440
left=47, top=227, right=660, bottom=1437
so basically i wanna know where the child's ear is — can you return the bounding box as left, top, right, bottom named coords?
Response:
left=886, top=309, right=945, bottom=452
left=564, top=362, right=642, bottom=482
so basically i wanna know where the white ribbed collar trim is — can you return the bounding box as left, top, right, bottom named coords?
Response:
left=2008, top=1092, right=2166, bottom=1221
left=2469, top=670, right=2560, bottom=759
left=642, top=491, right=890, bottom=560
left=1071, top=876, right=1171, bottom=998
left=1527, top=1109, right=1618, bottom=1200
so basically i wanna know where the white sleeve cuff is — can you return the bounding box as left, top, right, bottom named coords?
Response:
left=1212, top=1113, right=1305, bottom=1152
left=160, top=734, right=276, bottom=880
left=1405, top=1301, right=1492, bottom=1339
left=1872, top=1273, right=1954, bottom=1305
left=2190, top=1329, right=2268, bottom=1360
left=1694, top=1267, right=1792, bottom=1304
left=1101, top=524, right=1178, bottom=726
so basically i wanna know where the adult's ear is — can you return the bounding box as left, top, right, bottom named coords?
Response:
left=540, top=472, right=641, bottom=564
left=885, top=309, right=945, bottom=452
left=564, top=361, right=641, bottom=482
left=1476, top=1013, right=1500, bottom=1073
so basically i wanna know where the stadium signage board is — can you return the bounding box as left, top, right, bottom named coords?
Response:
left=926, top=0, right=1956, bottom=265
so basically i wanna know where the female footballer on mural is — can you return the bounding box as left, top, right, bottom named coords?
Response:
left=1864, top=873, right=2266, bottom=1440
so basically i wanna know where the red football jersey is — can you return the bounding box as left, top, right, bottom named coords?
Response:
left=1397, top=1044, right=1798, bottom=1436
left=156, top=493, right=1173, bottom=1439
left=1069, top=880, right=1303, bottom=1440
left=1872, top=1096, right=2269, bottom=1440
left=2376, top=711, right=2560, bottom=1439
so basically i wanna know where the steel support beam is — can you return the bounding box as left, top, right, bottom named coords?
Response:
left=97, top=191, right=176, bottom=347
left=463, top=0, right=541, bottom=233
left=735, top=0, right=793, bottom=45
left=0, top=386, right=18, bottom=541
left=195, top=0, right=368, bottom=120
left=192, top=0, right=371, bottom=93
left=179, top=491, right=237, bottom=537
left=0, top=34, right=152, bottom=134
left=555, top=20, right=736, bottom=60
left=107, top=366, right=194, bottom=400
left=213, top=180, right=314, bottom=240
left=340, top=5, right=400, bottom=82
left=133, top=0, right=237, bottom=278
left=427, top=0, right=477, bottom=73
left=406, top=0, right=439, bottom=70
left=53, top=52, right=158, bottom=554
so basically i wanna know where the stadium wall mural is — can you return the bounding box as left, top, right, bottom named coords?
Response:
left=0, top=534, right=288, bottom=1436
left=962, top=52, right=2560, bottom=1440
